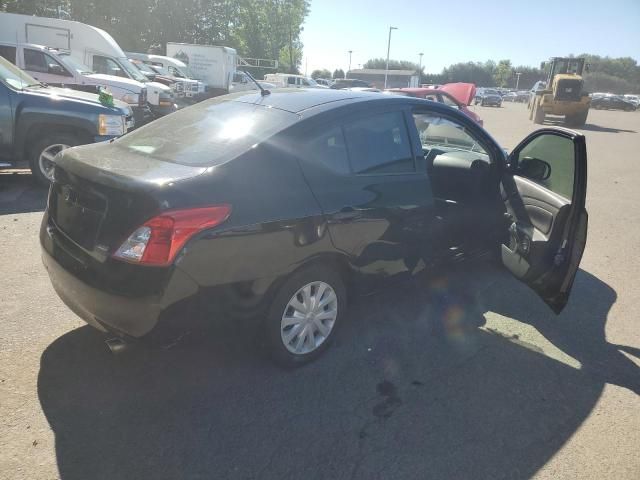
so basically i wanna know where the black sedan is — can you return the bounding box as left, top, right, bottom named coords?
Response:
left=591, top=95, right=636, bottom=111
left=41, top=89, right=588, bottom=366
left=475, top=88, right=503, bottom=107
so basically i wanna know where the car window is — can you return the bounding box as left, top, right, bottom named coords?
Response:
left=116, top=98, right=298, bottom=166
left=515, top=134, right=575, bottom=200
left=343, top=111, right=415, bottom=174
left=306, top=126, right=350, bottom=174
left=0, top=45, right=17, bottom=64
left=413, top=113, right=487, bottom=155
left=93, top=55, right=126, bottom=78
left=24, top=49, right=49, bottom=73
left=287, top=76, right=296, bottom=85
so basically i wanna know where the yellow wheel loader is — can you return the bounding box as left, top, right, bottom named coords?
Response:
left=528, top=57, right=591, bottom=126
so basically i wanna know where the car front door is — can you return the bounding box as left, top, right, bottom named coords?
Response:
left=23, top=49, right=73, bottom=86
left=501, top=128, right=587, bottom=313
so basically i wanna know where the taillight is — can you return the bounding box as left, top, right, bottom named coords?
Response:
left=113, top=205, right=231, bottom=266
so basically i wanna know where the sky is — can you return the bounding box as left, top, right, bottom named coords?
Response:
left=300, top=0, right=640, bottom=75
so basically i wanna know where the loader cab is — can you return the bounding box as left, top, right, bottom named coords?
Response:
left=543, top=58, right=585, bottom=84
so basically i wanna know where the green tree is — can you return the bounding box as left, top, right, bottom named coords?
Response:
left=363, top=58, right=419, bottom=71
left=311, top=68, right=332, bottom=79
left=493, top=59, right=512, bottom=87
left=333, top=69, right=345, bottom=79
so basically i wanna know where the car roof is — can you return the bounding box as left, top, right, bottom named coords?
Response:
left=227, top=87, right=408, bottom=114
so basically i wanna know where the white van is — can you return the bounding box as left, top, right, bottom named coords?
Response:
left=127, top=52, right=205, bottom=97
left=0, top=12, right=175, bottom=122
left=0, top=43, right=154, bottom=123
left=164, top=43, right=273, bottom=95
left=264, top=73, right=325, bottom=88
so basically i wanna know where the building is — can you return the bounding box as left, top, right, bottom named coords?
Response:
left=347, top=69, right=419, bottom=89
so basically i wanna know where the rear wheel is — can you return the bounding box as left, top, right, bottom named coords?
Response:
left=265, top=265, right=346, bottom=367
left=566, top=110, right=589, bottom=126
left=29, top=133, right=79, bottom=186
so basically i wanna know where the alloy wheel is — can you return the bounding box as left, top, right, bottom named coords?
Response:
left=39, top=143, right=70, bottom=182
left=280, top=281, right=338, bottom=355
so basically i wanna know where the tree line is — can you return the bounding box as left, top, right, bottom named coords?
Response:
left=0, top=0, right=309, bottom=75
left=314, top=56, right=640, bottom=93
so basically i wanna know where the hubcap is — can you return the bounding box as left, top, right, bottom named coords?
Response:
left=280, top=281, right=338, bottom=355
left=39, top=144, right=70, bottom=181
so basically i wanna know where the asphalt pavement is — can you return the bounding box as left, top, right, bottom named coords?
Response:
left=1, top=102, right=639, bottom=480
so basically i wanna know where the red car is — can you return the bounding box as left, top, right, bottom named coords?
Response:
left=387, top=84, right=483, bottom=127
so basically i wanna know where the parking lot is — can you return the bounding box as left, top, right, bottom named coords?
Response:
left=1, top=102, right=639, bottom=480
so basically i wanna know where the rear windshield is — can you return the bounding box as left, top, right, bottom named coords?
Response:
left=116, top=98, right=298, bottom=166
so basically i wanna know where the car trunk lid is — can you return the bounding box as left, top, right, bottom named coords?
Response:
left=49, top=142, right=207, bottom=258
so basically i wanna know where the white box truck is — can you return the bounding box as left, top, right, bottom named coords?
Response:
left=165, top=43, right=272, bottom=96
left=0, top=12, right=176, bottom=123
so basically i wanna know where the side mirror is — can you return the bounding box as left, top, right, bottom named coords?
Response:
left=48, top=64, right=64, bottom=75
left=519, top=156, right=551, bottom=181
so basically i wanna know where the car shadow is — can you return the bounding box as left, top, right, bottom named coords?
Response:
left=37, top=264, right=638, bottom=480
left=0, top=171, right=47, bottom=215
left=541, top=120, right=637, bottom=133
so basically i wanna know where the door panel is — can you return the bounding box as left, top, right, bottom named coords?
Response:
left=296, top=110, right=438, bottom=290
left=502, top=128, right=587, bottom=313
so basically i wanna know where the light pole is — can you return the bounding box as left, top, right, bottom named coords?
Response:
left=348, top=50, right=353, bottom=74
left=384, top=26, right=397, bottom=89
left=515, top=72, right=522, bottom=90
left=418, top=52, right=424, bottom=86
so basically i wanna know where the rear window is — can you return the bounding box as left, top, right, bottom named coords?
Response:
left=116, top=98, right=298, bottom=166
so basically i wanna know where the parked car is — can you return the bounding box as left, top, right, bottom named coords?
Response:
left=0, top=12, right=176, bottom=124
left=0, top=56, right=132, bottom=184
left=386, top=87, right=484, bottom=126
left=314, top=78, right=333, bottom=87
left=591, top=95, right=636, bottom=111
left=475, top=88, right=502, bottom=107
left=127, top=51, right=206, bottom=98
left=0, top=43, right=154, bottom=125
left=264, top=73, right=325, bottom=88
left=622, top=94, right=639, bottom=108
left=330, top=78, right=373, bottom=89
left=503, top=92, right=518, bottom=102
left=41, top=89, right=588, bottom=366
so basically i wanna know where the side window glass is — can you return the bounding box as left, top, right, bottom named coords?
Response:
left=344, top=111, right=415, bottom=174
left=515, top=134, right=575, bottom=200
left=287, top=76, right=296, bottom=85
left=93, top=56, right=125, bottom=77
left=24, top=49, right=48, bottom=73
left=413, top=113, right=486, bottom=154
left=43, top=53, right=71, bottom=76
left=0, top=45, right=17, bottom=64
left=306, top=126, right=350, bottom=174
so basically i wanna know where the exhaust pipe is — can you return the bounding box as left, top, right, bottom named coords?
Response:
left=105, top=337, right=130, bottom=354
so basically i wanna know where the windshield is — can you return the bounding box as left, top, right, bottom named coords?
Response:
left=0, top=56, right=40, bottom=89
left=118, top=58, right=148, bottom=82
left=130, top=60, right=155, bottom=76
left=59, top=54, right=93, bottom=75
left=116, top=98, right=298, bottom=166
left=484, top=89, right=499, bottom=95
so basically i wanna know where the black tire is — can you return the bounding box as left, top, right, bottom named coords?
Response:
left=29, top=133, right=79, bottom=186
left=264, top=264, right=347, bottom=367
left=566, top=110, right=589, bottom=127
left=533, top=101, right=545, bottom=124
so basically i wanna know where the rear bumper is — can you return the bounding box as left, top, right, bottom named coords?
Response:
left=41, top=220, right=199, bottom=338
